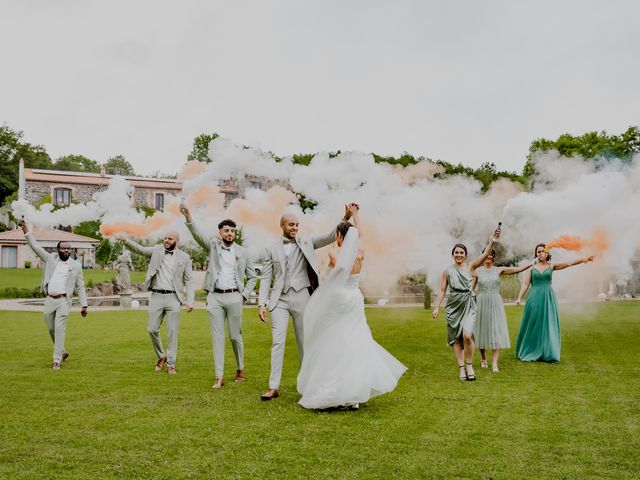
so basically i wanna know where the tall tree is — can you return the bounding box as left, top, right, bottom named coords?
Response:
left=0, top=124, right=52, bottom=204
left=54, top=154, right=100, bottom=173
left=104, top=155, right=135, bottom=176
left=187, top=133, right=219, bottom=162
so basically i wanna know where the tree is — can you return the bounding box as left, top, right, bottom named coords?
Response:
left=54, top=154, right=100, bottom=173
left=523, top=126, right=640, bottom=182
left=0, top=124, right=53, bottom=204
left=187, top=133, right=220, bottom=162
left=104, top=155, right=135, bottom=176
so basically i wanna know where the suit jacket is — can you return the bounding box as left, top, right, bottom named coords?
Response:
left=121, top=238, right=195, bottom=306
left=185, top=222, right=257, bottom=299
left=258, top=229, right=336, bottom=310
left=25, top=232, right=88, bottom=308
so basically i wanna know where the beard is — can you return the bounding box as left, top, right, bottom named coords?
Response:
left=58, top=251, right=70, bottom=261
left=165, top=242, right=176, bottom=251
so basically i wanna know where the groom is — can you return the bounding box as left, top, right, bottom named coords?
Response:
left=258, top=203, right=359, bottom=400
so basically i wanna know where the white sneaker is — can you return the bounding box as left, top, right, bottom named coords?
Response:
left=480, top=360, right=488, bottom=368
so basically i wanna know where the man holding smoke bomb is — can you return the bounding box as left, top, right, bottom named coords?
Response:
left=116, top=231, right=194, bottom=375
left=19, top=219, right=88, bottom=370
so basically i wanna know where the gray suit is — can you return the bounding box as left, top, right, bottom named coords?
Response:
left=186, top=221, right=257, bottom=378
left=25, top=232, right=88, bottom=364
left=122, top=238, right=194, bottom=368
left=258, top=229, right=336, bottom=389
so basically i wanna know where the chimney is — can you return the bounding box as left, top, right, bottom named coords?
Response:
left=18, top=158, right=25, bottom=200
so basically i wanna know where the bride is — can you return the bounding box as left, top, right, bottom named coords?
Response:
left=297, top=207, right=407, bottom=410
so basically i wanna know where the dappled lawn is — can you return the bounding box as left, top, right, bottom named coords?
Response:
left=0, top=303, right=638, bottom=479
left=0, top=268, right=146, bottom=290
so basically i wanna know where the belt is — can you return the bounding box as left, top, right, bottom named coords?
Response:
left=151, top=289, right=175, bottom=294
left=214, top=288, right=239, bottom=294
left=48, top=293, right=67, bottom=299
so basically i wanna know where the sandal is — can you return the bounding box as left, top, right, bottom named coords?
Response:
left=480, top=360, right=488, bottom=368
left=465, top=363, right=476, bottom=381
left=459, top=365, right=467, bottom=381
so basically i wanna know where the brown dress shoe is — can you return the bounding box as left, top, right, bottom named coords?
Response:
left=260, top=389, right=279, bottom=401
left=211, top=378, right=224, bottom=389
left=154, top=356, right=167, bottom=372
left=52, top=362, right=61, bottom=370
left=167, top=366, right=177, bottom=376
left=234, top=370, right=246, bottom=382
left=61, top=352, right=69, bottom=363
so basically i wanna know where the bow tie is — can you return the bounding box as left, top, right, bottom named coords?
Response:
left=221, top=246, right=232, bottom=251
left=283, top=238, right=296, bottom=245
left=164, top=250, right=174, bottom=255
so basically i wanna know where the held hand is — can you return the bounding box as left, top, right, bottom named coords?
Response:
left=492, top=227, right=501, bottom=241
left=515, top=299, right=522, bottom=306
left=81, top=306, right=88, bottom=318
left=432, top=307, right=439, bottom=319
left=185, top=304, right=194, bottom=313
left=17, top=219, right=28, bottom=234
left=258, top=305, right=268, bottom=323
left=179, top=205, right=192, bottom=222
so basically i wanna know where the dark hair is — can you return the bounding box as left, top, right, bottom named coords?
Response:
left=56, top=241, right=70, bottom=250
left=534, top=243, right=551, bottom=261
left=218, top=219, right=237, bottom=230
left=483, top=248, right=496, bottom=258
left=451, top=243, right=468, bottom=256
left=336, top=221, right=352, bottom=238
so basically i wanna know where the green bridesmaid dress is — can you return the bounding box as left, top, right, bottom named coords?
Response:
left=515, top=266, right=561, bottom=362
left=445, top=265, right=476, bottom=346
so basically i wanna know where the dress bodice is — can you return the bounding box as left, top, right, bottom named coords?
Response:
left=532, top=266, right=553, bottom=286
left=476, top=267, right=500, bottom=294
left=447, top=266, right=472, bottom=293
left=346, top=274, right=361, bottom=289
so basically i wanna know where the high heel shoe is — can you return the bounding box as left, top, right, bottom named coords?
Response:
left=465, top=363, right=476, bottom=381
left=458, top=365, right=467, bottom=381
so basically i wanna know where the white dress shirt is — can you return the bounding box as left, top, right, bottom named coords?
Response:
left=48, top=260, right=71, bottom=295
left=215, top=244, right=238, bottom=290
left=152, top=251, right=177, bottom=291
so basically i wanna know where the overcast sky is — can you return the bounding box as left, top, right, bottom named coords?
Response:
left=1, top=1, right=638, bottom=175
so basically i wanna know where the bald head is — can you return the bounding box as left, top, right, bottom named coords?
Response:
left=164, top=231, right=179, bottom=251
left=280, top=213, right=299, bottom=239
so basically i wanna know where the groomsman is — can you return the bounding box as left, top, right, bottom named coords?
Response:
left=257, top=203, right=358, bottom=400
left=19, top=220, right=88, bottom=370
left=180, top=206, right=257, bottom=389
left=117, top=232, right=194, bottom=375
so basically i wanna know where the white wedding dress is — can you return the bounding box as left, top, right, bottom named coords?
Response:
left=297, top=228, right=407, bottom=410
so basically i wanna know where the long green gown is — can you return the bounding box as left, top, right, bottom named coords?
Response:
left=475, top=267, right=511, bottom=349
left=515, top=266, right=561, bottom=362
left=445, top=265, right=476, bottom=346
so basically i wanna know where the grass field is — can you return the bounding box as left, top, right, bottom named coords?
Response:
left=1, top=302, right=638, bottom=479
left=0, top=268, right=146, bottom=290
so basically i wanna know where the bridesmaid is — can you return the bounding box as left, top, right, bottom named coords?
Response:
left=432, top=227, right=501, bottom=381
left=472, top=249, right=532, bottom=372
left=515, top=243, right=594, bottom=363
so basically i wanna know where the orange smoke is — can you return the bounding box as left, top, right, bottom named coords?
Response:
left=178, top=161, right=207, bottom=181
left=227, top=186, right=297, bottom=236
left=186, top=185, right=226, bottom=210
left=100, top=210, right=176, bottom=238
left=545, top=228, right=609, bottom=256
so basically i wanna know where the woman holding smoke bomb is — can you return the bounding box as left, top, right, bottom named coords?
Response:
left=515, top=243, right=594, bottom=363
left=432, top=224, right=501, bottom=381
left=472, top=249, right=532, bottom=372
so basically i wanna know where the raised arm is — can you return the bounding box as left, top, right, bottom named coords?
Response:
left=432, top=270, right=448, bottom=318
left=180, top=205, right=211, bottom=252
left=19, top=220, right=50, bottom=262
left=116, top=235, right=154, bottom=257
left=553, top=255, right=594, bottom=271
left=515, top=268, right=532, bottom=305
left=499, top=262, right=533, bottom=276
left=469, top=227, right=501, bottom=270
left=311, top=202, right=358, bottom=249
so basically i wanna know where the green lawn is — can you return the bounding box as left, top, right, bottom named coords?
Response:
left=0, top=268, right=146, bottom=290
left=0, top=303, right=638, bottom=479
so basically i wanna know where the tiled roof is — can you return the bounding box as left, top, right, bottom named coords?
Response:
left=0, top=227, right=100, bottom=244
left=24, top=168, right=182, bottom=190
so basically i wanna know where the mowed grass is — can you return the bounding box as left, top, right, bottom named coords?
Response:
left=0, top=268, right=146, bottom=290
left=0, top=302, right=638, bottom=479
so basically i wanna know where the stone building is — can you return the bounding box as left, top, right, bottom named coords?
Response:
left=20, top=160, right=183, bottom=211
